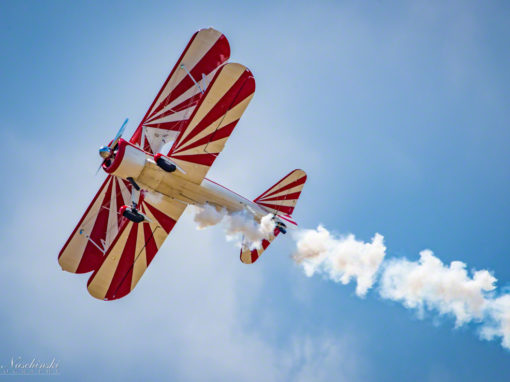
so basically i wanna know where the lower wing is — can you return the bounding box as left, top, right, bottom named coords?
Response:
left=58, top=175, right=132, bottom=273
left=87, top=193, right=186, bottom=300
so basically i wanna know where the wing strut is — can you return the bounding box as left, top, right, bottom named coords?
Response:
left=78, top=229, right=106, bottom=254
left=180, top=64, right=205, bottom=94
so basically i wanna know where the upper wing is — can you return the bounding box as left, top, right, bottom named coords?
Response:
left=129, top=28, right=230, bottom=154
left=59, top=175, right=132, bottom=273
left=87, top=193, right=186, bottom=300
left=167, top=62, right=256, bottom=184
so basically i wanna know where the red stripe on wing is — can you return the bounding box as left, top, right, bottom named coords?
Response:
left=174, top=119, right=237, bottom=154
left=172, top=70, right=255, bottom=153
left=170, top=153, right=216, bottom=166
left=86, top=196, right=185, bottom=300
left=144, top=93, right=202, bottom=126
left=143, top=221, right=159, bottom=265
left=104, top=222, right=139, bottom=299
left=144, top=202, right=177, bottom=233
left=149, top=35, right=230, bottom=119
left=59, top=175, right=132, bottom=274
left=76, top=178, right=113, bottom=272
left=130, top=29, right=230, bottom=153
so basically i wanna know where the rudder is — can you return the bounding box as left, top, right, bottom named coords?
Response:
left=254, top=169, right=307, bottom=217
left=240, top=169, right=307, bottom=264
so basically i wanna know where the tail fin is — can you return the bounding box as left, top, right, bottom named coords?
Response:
left=254, top=169, right=307, bottom=219
left=240, top=169, right=307, bottom=264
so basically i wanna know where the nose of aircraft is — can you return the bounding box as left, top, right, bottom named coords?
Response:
left=99, top=146, right=112, bottom=159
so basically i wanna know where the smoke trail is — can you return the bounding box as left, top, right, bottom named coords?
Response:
left=193, top=204, right=275, bottom=249
left=482, top=295, right=510, bottom=349
left=193, top=203, right=227, bottom=229
left=293, top=226, right=386, bottom=297
left=144, top=190, right=164, bottom=205
left=191, top=209, right=510, bottom=350
left=292, top=225, right=510, bottom=350
left=379, top=250, right=495, bottom=326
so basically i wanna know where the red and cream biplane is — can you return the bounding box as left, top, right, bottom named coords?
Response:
left=59, top=28, right=307, bottom=300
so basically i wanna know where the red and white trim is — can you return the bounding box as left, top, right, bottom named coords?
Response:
left=87, top=193, right=186, bottom=300
left=167, top=63, right=256, bottom=184
left=59, top=175, right=132, bottom=273
left=240, top=228, right=281, bottom=264
left=254, top=169, right=307, bottom=216
left=130, top=28, right=230, bottom=154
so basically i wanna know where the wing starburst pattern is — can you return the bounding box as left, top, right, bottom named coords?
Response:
left=87, top=194, right=186, bottom=300
left=254, top=170, right=307, bottom=216
left=59, top=175, right=132, bottom=274
left=240, top=228, right=280, bottom=264
left=167, top=63, right=256, bottom=184
left=129, top=28, right=230, bottom=154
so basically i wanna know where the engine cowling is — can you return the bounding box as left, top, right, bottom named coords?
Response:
left=102, top=139, right=147, bottom=179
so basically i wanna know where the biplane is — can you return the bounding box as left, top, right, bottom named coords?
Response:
left=59, top=28, right=307, bottom=300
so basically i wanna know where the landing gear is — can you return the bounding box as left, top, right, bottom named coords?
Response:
left=120, top=176, right=152, bottom=223
left=126, top=177, right=140, bottom=191
left=275, top=220, right=287, bottom=234
left=154, top=153, right=177, bottom=173
left=119, top=205, right=145, bottom=223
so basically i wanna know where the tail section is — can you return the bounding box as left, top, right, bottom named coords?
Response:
left=240, top=227, right=280, bottom=264
left=254, top=169, right=307, bottom=218
left=240, top=169, right=307, bottom=264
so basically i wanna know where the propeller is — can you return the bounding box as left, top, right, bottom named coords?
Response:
left=110, top=117, right=129, bottom=151
left=96, top=118, right=129, bottom=174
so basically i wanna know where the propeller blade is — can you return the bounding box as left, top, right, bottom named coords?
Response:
left=96, top=117, right=128, bottom=176
left=109, top=118, right=129, bottom=150
left=95, top=162, right=104, bottom=175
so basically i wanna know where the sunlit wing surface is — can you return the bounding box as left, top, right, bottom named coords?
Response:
left=167, top=63, right=255, bottom=184
left=254, top=170, right=307, bottom=216
left=59, top=175, right=132, bottom=273
left=240, top=228, right=280, bottom=264
left=129, top=28, right=230, bottom=154
left=86, top=194, right=186, bottom=300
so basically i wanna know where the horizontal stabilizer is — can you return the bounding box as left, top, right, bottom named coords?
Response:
left=240, top=227, right=280, bottom=264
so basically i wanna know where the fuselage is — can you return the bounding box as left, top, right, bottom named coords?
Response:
left=102, top=138, right=269, bottom=220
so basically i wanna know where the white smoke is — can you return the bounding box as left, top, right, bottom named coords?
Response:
left=481, top=295, right=510, bottom=349
left=144, top=190, right=164, bottom=205
left=291, top=225, right=510, bottom=350
left=193, top=203, right=227, bottom=229
left=193, top=204, right=275, bottom=249
left=224, top=212, right=276, bottom=246
left=380, top=250, right=496, bottom=326
left=378, top=250, right=510, bottom=349
left=293, top=226, right=386, bottom=297
left=192, top=211, right=510, bottom=350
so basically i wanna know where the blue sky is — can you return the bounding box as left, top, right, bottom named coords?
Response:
left=1, top=0, right=510, bottom=380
